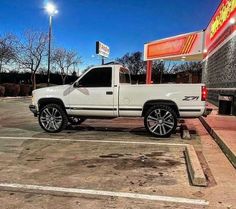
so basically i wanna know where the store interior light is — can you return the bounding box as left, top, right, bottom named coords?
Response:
left=230, top=17, right=236, bottom=24
left=203, top=49, right=208, bottom=53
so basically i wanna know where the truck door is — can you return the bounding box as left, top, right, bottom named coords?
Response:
left=68, top=67, right=115, bottom=117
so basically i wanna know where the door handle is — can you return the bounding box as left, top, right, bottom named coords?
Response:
left=106, top=91, right=113, bottom=95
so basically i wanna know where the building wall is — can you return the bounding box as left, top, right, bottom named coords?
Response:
left=202, top=34, right=236, bottom=115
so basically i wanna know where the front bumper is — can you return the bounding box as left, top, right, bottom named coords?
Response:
left=29, top=105, right=38, bottom=117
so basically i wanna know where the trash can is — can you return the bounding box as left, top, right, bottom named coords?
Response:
left=218, top=94, right=234, bottom=115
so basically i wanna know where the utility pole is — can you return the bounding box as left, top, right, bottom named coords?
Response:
left=47, top=15, right=52, bottom=86
left=45, top=2, right=58, bottom=86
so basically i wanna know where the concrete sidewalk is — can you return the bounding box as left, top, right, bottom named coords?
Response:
left=200, top=102, right=236, bottom=168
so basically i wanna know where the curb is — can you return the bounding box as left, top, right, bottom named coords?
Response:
left=184, top=145, right=207, bottom=187
left=199, top=117, right=236, bottom=169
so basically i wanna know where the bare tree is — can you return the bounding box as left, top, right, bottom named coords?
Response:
left=152, top=61, right=164, bottom=83
left=117, top=51, right=145, bottom=75
left=151, top=60, right=177, bottom=83
left=52, top=48, right=81, bottom=84
left=17, top=31, right=48, bottom=89
left=0, top=34, right=17, bottom=72
left=164, top=61, right=177, bottom=74
left=172, top=62, right=202, bottom=73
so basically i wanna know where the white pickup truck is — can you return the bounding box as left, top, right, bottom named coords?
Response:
left=30, top=64, right=209, bottom=137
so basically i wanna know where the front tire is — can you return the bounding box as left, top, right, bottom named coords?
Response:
left=144, top=105, right=177, bottom=137
left=38, top=104, right=68, bottom=133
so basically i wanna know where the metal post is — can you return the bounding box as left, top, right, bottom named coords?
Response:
left=102, top=56, right=105, bottom=65
left=47, top=15, right=52, bottom=86
left=146, top=60, right=152, bottom=84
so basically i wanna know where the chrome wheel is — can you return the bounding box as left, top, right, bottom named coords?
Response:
left=145, top=107, right=176, bottom=137
left=40, top=107, right=63, bottom=131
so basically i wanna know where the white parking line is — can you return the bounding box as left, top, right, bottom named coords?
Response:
left=0, top=136, right=188, bottom=147
left=0, top=183, right=209, bottom=206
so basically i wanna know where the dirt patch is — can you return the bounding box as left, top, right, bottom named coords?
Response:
left=113, top=156, right=182, bottom=170
left=62, top=154, right=183, bottom=172
left=86, top=164, right=97, bottom=168
left=145, top=151, right=164, bottom=157
left=99, top=153, right=124, bottom=158
left=18, top=154, right=183, bottom=180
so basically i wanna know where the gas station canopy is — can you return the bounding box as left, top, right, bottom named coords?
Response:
left=144, top=0, right=236, bottom=84
left=144, top=31, right=205, bottom=62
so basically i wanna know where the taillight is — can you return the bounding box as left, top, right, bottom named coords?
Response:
left=201, top=86, right=207, bottom=101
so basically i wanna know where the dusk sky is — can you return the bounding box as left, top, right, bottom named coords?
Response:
left=0, top=0, right=221, bottom=70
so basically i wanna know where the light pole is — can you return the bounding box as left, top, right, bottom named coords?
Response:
left=45, top=2, right=58, bottom=86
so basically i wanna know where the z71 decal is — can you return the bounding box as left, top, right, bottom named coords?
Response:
left=183, top=96, right=199, bottom=101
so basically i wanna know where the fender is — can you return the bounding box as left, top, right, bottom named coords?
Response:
left=38, top=98, right=66, bottom=111
left=142, top=100, right=180, bottom=117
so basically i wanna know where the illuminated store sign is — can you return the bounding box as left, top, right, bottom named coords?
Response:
left=205, top=0, right=236, bottom=53
left=210, top=0, right=236, bottom=39
left=144, top=32, right=203, bottom=61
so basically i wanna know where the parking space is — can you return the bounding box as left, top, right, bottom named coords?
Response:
left=0, top=98, right=210, bottom=208
left=0, top=136, right=188, bottom=192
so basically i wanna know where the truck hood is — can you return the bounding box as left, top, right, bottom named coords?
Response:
left=33, top=85, right=70, bottom=94
left=32, top=85, right=72, bottom=100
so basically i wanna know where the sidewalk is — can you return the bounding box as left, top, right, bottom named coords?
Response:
left=200, top=102, right=236, bottom=168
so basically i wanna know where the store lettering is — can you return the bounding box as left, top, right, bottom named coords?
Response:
left=210, top=0, right=236, bottom=39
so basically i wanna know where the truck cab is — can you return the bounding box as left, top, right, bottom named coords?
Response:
left=67, top=64, right=130, bottom=117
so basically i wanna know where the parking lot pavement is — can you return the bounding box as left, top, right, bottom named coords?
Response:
left=0, top=136, right=209, bottom=207
left=0, top=98, right=235, bottom=208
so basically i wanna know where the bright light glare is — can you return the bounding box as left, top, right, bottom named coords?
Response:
left=45, top=2, right=58, bottom=16
left=230, top=18, right=235, bottom=24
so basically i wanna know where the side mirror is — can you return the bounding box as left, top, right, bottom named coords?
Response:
left=74, top=82, right=80, bottom=88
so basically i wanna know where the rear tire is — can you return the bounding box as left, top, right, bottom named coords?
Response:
left=144, top=105, right=177, bottom=137
left=38, top=103, right=68, bottom=133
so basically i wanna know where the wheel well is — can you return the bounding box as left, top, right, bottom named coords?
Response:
left=38, top=98, right=66, bottom=112
left=142, top=100, right=180, bottom=117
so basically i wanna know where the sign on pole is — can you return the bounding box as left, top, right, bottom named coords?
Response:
left=96, top=41, right=110, bottom=64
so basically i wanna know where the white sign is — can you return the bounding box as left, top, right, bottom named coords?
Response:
left=96, top=41, right=110, bottom=58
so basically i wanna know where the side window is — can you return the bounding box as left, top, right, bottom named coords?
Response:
left=120, top=67, right=131, bottom=84
left=79, top=67, right=112, bottom=87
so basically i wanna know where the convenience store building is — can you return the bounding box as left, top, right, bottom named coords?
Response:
left=144, top=0, right=236, bottom=114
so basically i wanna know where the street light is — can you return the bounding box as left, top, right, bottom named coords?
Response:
left=45, top=2, right=58, bottom=86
